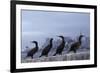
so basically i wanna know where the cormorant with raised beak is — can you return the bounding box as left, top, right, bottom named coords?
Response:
left=26, top=41, right=38, bottom=59
left=67, top=34, right=84, bottom=53
left=39, top=38, right=53, bottom=57
left=53, top=36, right=65, bottom=56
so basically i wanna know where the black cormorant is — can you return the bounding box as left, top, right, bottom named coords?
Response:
left=39, top=38, right=53, bottom=57
left=53, top=36, right=65, bottom=56
left=67, top=34, right=84, bottom=53
left=26, top=41, right=38, bottom=59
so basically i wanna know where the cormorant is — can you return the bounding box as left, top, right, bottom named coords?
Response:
left=39, top=38, right=53, bottom=57
left=53, top=36, right=65, bottom=56
left=26, top=41, right=38, bottom=59
left=67, top=34, right=84, bottom=53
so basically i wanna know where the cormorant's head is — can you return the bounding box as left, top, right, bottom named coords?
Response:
left=31, top=41, right=37, bottom=44
left=31, top=41, right=38, bottom=47
left=80, top=35, right=84, bottom=38
left=79, top=34, right=84, bottom=41
left=79, top=32, right=84, bottom=38
left=58, top=36, right=64, bottom=39
left=50, top=38, right=53, bottom=41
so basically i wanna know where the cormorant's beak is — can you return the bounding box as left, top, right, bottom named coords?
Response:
left=31, top=41, right=35, bottom=43
left=51, top=38, right=53, bottom=40
left=82, top=35, right=84, bottom=37
left=57, top=36, right=61, bottom=37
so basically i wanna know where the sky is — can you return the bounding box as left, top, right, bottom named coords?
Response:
left=21, top=10, right=90, bottom=51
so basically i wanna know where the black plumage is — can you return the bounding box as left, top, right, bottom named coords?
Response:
left=53, top=36, right=65, bottom=56
left=67, top=34, right=84, bottom=53
left=39, top=38, right=53, bottom=57
left=26, top=41, right=38, bottom=59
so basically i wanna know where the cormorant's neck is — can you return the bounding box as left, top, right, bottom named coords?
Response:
left=34, top=42, right=38, bottom=48
left=50, top=40, right=53, bottom=46
left=61, top=38, right=65, bottom=43
left=79, top=36, right=82, bottom=44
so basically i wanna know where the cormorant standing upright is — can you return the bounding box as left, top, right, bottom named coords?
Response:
left=67, top=34, right=84, bottom=53
left=39, top=38, right=53, bottom=57
left=26, top=41, right=38, bottom=59
left=53, top=36, right=65, bottom=56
